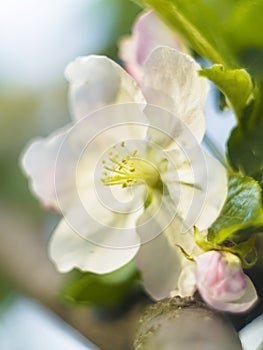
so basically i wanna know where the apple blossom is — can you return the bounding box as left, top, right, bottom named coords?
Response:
left=21, top=46, right=227, bottom=300
left=195, top=250, right=258, bottom=312
left=119, top=10, right=188, bottom=83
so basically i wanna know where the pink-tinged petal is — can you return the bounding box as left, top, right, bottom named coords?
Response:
left=199, top=276, right=258, bottom=313
left=195, top=251, right=258, bottom=313
left=65, top=56, right=145, bottom=121
left=142, top=47, right=209, bottom=143
left=20, top=126, right=71, bottom=211
left=49, top=219, right=140, bottom=274
left=119, top=11, right=187, bottom=84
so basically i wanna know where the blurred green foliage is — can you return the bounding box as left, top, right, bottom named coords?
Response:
left=199, top=65, right=253, bottom=119
left=62, top=262, right=141, bottom=308
left=228, top=85, right=263, bottom=188
left=101, top=0, right=141, bottom=59
left=0, top=0, right=141, bottom=306
left=135, top=0, right=237, bottom=66
left=0, top=272, right=13, bottom=303
left=135, top=0, right=263, bottom=75
left=0, top=90, right=66, bottom=217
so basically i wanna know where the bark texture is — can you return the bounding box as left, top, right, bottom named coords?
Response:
left=134, top=297, right=243, bottom=350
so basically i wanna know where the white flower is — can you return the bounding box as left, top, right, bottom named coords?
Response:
left=21, top=46, right=227, bottom=299
left=119, top=10, right=188, bottom=83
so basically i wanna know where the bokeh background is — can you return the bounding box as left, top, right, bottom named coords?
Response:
left=0, top=1, right=262, bottom=349
left=0, top=1, right=140, bottom=349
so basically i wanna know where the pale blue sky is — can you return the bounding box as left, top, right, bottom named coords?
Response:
left=0, top=0, right=117, bottom=88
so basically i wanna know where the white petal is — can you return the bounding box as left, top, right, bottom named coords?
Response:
left=21, top=104, right=148, bottom=212
left=200, top=276, right=258, bottom=313
left=49, top=219, right=140, bottom=274
left=65, top=55, right=145, bottom=120
left=53, top=107, right=148, bottom=244
left=136, top=230, right=183, bottom=300
left=136, top=193, right=194, bottom=300
left=20, top=126, right=71, bottom=210
left=56, top=147, right=144, bottom=249
left=142, top=47, right=209, bottom=143
left=194, top=152, right=228, bottom=230
left=119, top=11, right=187, bottom=84
left=144, top=104, right=202, bottom=151
left=163, top=149, right=227, bottom=231
left=176, top=263, right=196, bottom=297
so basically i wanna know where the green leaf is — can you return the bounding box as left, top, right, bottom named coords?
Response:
left=201, top=0, right=237, bottom=23
left=228, top=127, right=263, bottom=188
left=199, top=65, right=253, bottom=119
left=208, top=175, right=263, bottom=244
left=194, top=228, right=257, bottom=268
left=227, top=81, right=263, bottom=186
left=62, top=261, right=140, bottom=307
left=194, top=227, right=217, bottom=252
left=226, top=236, right=257, bottom=268
left=225, top=1, right=263, bottom=54
left=135, top=0, right=236, bottom=67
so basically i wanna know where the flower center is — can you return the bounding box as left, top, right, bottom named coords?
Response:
left=101, top=142, right=161, bottom=189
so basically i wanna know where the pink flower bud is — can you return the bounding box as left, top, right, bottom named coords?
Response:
left=119, top=11, right=188, bottom=84
left=195, top=251, right=258, bottom=313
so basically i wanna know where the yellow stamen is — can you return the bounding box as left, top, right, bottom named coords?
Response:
left=101, top=143, right=161, bottom=189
